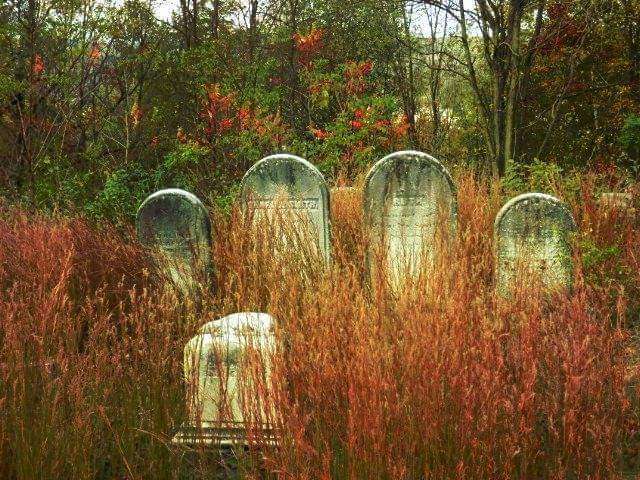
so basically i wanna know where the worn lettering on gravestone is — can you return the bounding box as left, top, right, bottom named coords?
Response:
left=136, top=189, right=212, bottom=294
left=494, top=193, right=576, bottom=294
left=240, top=154, right=331, bottom=263
left=363, top=151, right=457, bottom=288
left=172, top=312, right=276, bottom=446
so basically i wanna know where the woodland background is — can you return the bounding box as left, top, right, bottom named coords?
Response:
left=1, top=0, right=639, bottom=219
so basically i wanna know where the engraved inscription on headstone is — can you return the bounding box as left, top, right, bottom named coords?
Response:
left=136, top=189, right=212, bottom=294
left=240, top=154, right=331, bottom=263
left=172, top=312, right=276, bottom=446
left=363, top=150, right=457, bottom=288
left=494, top=193, right=577, bottom=294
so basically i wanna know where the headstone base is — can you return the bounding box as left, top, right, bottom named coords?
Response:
left=172, top=423, right=278, bottom=447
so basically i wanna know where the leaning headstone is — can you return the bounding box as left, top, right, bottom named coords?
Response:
left=172, top=312, right=277, bottom=446
left=240, top=154, right=331, bottom=263
left=494, top=192, right=577, bottom=294
left=136, top=189, right=212, bottom=296
left=363, top=150, right=457, bottom=289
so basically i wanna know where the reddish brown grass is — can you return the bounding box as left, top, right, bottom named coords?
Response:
left=0, top=172, right=638, bottom=479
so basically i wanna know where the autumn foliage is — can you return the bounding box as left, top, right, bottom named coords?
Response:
left=0, top=171, right=638, bottom=478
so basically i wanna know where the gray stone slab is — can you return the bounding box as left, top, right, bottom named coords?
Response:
left=363, top=150, right=457, bottom=288
left=136, top=188, right=212, bottom=294
left=240, top=154, right=331, bottom=263
left=599, top=192, right=636, bottom=219
left=494, top=192, right=577, bottom=294
left=173, top=312, right=277, bottom=447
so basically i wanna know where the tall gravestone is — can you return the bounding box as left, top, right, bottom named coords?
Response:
left=240, top=154, right=331, bottom=263
left=172, top=312, right=277, bottom=446
left=363, top=150, right=457, bottom=288
left=494, top=192, right=577, bottom=294
left=136, top=189, right=212, bottom=295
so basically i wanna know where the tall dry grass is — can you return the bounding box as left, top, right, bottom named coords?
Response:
left=0, top=171, right=638, bottom=479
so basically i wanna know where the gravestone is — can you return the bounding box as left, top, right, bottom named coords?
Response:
left=136, top=189, right=212, bottom=295
left=240, top=154, right=331, bottom=263
left=599, top=192, right=636, bottom=219
left=363, top=150, right=457, bottom=288
left=494, top=192, right=577, bottom=294
left=173, top=312, right=277, bottom=446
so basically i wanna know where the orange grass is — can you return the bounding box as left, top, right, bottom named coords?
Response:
left=0, top=171, right=638, bottom=479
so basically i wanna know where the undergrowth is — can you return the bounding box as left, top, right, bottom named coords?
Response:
left=0, top=171, right=638, bottom=479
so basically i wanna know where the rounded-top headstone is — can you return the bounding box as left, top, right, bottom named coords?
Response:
left=136, top=188, right=212, bottom=289
left=199, top=311, right=275, bottom=336
left=363, top=150, right=457, bottom=287
left=494, top=192, right=577, bottom=294
left=240, top=154, right=331, bottom=263
left=173, top=312, right=277, bottom=446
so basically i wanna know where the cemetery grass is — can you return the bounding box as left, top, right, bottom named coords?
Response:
left=1, top=172, right=640, bottom=479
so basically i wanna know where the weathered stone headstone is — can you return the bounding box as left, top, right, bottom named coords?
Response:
left=136, top=189, right=212, bottom=295
left=494, top=192, right=577, bottom=294
left=240, top=154, right=331, bottom=263
left=173, top=312, right=276, bottom=446
left=363, top=150, right=457, bottom=288
left=598, top=192, right=636, bottom=219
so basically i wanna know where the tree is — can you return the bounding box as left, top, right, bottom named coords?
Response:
left=518, top=0, right=640, bottom=170
left=416, top=0, right=548, bottom=176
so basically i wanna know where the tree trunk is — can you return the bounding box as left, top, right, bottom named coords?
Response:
left=22, top=0, right=39, bottom=198
left=457, top=0, right=496, bottom=173
left=248, top=0, right=258, bottom=60
left=401, top=6, right=420, bottom=149
left=503, top=2, right=523, bottom=172
left=211, top=0, right=220, bottom=39
left=179, top=0, right=191, bottom=48
left=285, top=0, right=303, bottom=132
left=622, top=0, right=640, bottom=102
left=192, top=0, right=199, bottom=45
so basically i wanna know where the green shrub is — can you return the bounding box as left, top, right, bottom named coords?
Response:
left=620, top=114, right=640, bottom=161
left=86, top=166, right=151, bottom=222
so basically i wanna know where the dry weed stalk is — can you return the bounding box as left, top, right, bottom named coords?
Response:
left=0, top=173, right=637, bottom=479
